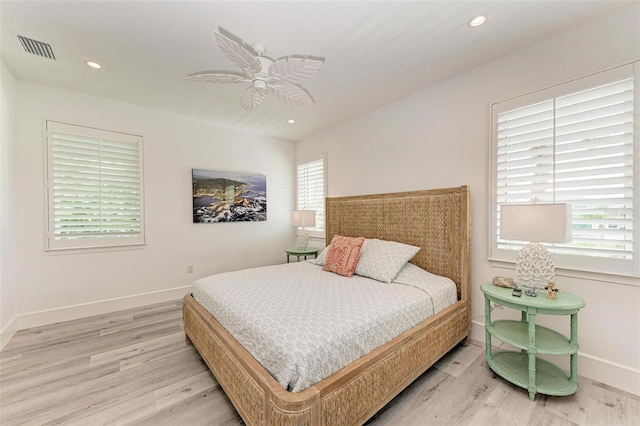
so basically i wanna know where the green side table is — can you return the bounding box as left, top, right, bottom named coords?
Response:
left=481, top=282, right=585, bottom=401
left=285, top=247, right=319, bottom=263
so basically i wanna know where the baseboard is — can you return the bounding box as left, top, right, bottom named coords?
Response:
left=0, top=315, right=18, bottom=351
left=470, top=319, right=485, bottom=344
left=470, top=319, right=640, bottom=397
left=16, top=285, right=191, bottom=330
left=579, top=352, right=640, bottom=396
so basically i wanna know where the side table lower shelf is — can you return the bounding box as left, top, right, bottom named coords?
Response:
left=488, top=320, right=578, bottom=355
left=487, top=351, right=577, bottom=397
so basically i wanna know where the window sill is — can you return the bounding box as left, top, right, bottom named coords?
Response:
left=490, top=259, right=639, bottom=288
left=46, top=243, right=146, bottom=255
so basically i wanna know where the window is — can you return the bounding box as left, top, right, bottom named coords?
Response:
left=490, top=63, right=638, bottom=277
left=45, top=121, right=145, bottom=251
left=296, top=154, right=326, bottom=237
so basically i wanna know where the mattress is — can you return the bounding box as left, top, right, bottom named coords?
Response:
left=192, top=260, right=456, bottom=392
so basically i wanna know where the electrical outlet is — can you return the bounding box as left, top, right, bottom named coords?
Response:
left=187, top=264, right=194, bottom=273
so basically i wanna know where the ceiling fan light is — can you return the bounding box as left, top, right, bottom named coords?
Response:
left=469, top=15, right=487, bottom=27
left=253, top=79, right=268, bottom=92
left=252, top=42, right=266, bottom=56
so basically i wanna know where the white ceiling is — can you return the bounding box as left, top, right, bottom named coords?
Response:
left=0, top=1, right=631, bottom=142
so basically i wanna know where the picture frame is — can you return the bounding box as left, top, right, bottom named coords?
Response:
left=192, top=169, right=266, bottom=223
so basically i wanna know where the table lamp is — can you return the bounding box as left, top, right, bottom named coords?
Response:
left=292, top=210, right=316, bottom=249
left=500, top=203, right=572, bottom=289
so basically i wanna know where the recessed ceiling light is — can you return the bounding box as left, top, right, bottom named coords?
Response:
left=86, top=61, right=102, bottom=69
left=469, top=15, right=487, bottom=27
left=287, top=119, right=295, bottom=124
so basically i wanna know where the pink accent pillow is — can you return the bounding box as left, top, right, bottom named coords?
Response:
left=322, top=235, right=365, bottom=277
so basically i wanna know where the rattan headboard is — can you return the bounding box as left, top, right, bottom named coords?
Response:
left=325, top=186, right=470, bottom=301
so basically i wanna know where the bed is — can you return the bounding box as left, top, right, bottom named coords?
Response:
left=183, top=185, right=471, bottom=425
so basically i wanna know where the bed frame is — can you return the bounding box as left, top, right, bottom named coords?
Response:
left=183, top=186, right=471, bottom=425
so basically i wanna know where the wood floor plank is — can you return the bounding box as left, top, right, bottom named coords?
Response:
left=0, top=357, right=119, bottom=406
left=3, top=348, right=207, bottom=425
left=1, top=322, right=184, bottom=379
left=154, top=370, right=218, bottom=409
left=467, top=380, right=538, bottom=425
left=540, top=377, right=592, bottom=425
left=89, top=331, right=184, bottom=368
left=366, top=365, right=452, bottom=425
left=86, top=392, right=159, bottom=426
left=99, top=308, right=182, bottom=336
left=417, top=356, right=500, bottom=425
left=585, top=380, right=640, bottom=426
left=367, top=351, right=500, bottom=426
left=526, top=407, right=573, bottom=426
left=0, top=312, right=133, bottom=356
left=120, top=344, right=192, bottom=371
left=1, top=299, right=638, bottom=426
left=0, top=353, right=22, bottom=370
left=1, top=301, right=181, bottom=357
left=434, top=342, right=484, bottom=378
left=135, top=387, right=244, bottom=426
left=1, top=310, right=180, bottom=359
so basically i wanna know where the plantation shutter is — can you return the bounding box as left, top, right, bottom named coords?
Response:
left=46, top=121, right=145, bottom=250
left=297, top=157, right=325, bottom=233
left=496, top=77, right=634, bottom=261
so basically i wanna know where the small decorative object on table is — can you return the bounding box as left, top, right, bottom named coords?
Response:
left=546, top=281, right=559, bottom=299
left=492, top=276, right=516, bottom=288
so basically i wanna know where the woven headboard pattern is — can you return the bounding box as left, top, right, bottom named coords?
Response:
left=325, top=186, right=470, bottom=300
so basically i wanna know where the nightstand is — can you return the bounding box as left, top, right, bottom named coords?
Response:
left=285, top=247, right=319, bottom=263
left=481, top=282, right=585, bottom=400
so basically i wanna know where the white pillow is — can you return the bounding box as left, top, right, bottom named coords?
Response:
left=314, top=246, right=329, bottom=266
left=392, top=263, right=458, bottom=311
left=393, top=262, right=435, bottom=284
left=354, top=239, right=420, bottom=283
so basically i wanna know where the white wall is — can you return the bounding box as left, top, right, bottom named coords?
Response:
left=297, top=5, right=640, bottom=395
left=0, top=60, right=18, bottom=349
left=13, top=82, right=295, bottom=328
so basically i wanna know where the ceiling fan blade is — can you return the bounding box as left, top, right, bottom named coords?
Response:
left=239, top=86, right=267, bottom=111
left=271, top=56, right=325, bottom=85
left=185, top=71, right=250, bottom=84
left=273, top=82, right=315, bottom=107
left=214, top=30, right=261, bottom=75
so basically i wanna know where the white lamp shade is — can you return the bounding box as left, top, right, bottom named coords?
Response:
left=292, top=210, right=316, bottom=228
left=500, top=203, right=572, bottom=243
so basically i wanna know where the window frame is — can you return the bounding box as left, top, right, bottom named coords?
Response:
left=44, top=120, right=145, bottom=252
left=296, top=153, right=327, bottom=240
left=489, top=63, right=639, bottom=280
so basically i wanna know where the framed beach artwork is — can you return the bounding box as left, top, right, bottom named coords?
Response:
left=192, top=169, right=267, bottom=223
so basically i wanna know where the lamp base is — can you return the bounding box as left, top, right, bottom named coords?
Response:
left=296, top=228, right=309, bottom=250
left=516, top=242, right=555, bottom=289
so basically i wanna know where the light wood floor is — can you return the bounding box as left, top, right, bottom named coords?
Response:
left=1, top=300, right=638, bottom=425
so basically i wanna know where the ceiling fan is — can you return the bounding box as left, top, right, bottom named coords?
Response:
left=186, top=28, right=325, bottom=111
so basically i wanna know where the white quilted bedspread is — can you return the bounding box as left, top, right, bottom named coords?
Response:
left=192, top=261, right=456, bottom=392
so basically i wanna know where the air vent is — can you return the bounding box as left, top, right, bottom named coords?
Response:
left=17, top=35, right=56, bottom=60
